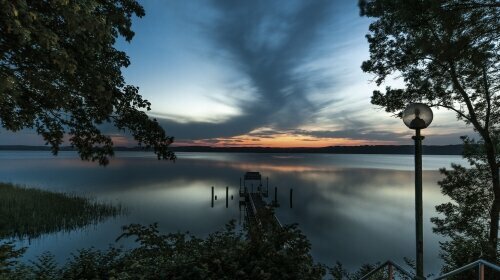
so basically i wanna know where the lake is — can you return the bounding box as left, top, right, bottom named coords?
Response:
left=0, top=151, right=469, bottom=274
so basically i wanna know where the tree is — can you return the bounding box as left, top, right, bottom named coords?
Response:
left=359, top=0, right=500, bottom=262
left=0, top=0, right=175, bottom=165
left=432, top=162, right=493, bottom=277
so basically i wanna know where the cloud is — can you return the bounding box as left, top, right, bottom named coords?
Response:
left=158, top=0, right=337, bottom=140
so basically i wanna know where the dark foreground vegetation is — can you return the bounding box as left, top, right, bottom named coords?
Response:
left=0, top=183, right=122, bottom=239
left=0, top=210, right=326, bottom=280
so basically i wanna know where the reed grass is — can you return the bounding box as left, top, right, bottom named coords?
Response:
left=0, top=183, right=123, bottom=239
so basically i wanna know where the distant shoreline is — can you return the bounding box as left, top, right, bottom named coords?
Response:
left=0, top=144, right=464, bottom=155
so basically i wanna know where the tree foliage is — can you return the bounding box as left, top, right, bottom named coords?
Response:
left=431, top=138, right=500, bottom=279
left=432, top=163, right=494, bottom=273
left=359, top=0, right=500, bottom=262
left=0, top=242, right=25, bottom=276
left=0, top=215, right=326, bottom=279
left=0, top=0, right=175, bottom=165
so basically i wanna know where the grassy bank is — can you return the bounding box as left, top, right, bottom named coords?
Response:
left=0, top=183, right=122, bottom=239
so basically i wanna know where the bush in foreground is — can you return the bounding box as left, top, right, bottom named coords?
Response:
left=1, top=209, right=325, bottom=280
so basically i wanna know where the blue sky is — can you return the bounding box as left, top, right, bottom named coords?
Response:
left=0, top=0, right=473, bottom=147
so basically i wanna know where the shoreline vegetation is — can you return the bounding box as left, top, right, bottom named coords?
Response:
left=0, top=144, right=464, bottom=155
left=0, top=183, right=123, bottom=240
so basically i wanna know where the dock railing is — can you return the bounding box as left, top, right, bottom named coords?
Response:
left=248, top=192, right=261, bottom=226
left=433, top=259, right=500, bottom=280
left=358, top=259, right=500, bottom=280
left=359, top=260, right=414, bottom=280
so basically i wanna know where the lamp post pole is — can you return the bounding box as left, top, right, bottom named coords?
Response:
left=413, top=128, right=424, bottom=279
left=402, top=103, right=433, bottom=280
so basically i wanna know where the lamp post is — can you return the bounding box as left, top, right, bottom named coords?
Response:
left=402, top=103, right=433, bottom=280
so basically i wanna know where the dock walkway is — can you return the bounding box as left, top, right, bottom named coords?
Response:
left=240, top=172, right=282, bottom=228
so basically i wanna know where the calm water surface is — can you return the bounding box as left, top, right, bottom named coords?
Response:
left=0, top=151, right=469, bottom=273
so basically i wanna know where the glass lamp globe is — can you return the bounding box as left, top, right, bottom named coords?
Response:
left=402, top=103, right=433, bottom=129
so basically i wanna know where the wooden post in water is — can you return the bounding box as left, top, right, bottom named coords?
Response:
left=211, top=186, right=214, bottom=207
left=226, top=186, right=229, bottom=208
left=266, top=177, right=269, bottom=196
left=290, top=188, right=293, bottom=208
left=274, top=187, right=278, bottom=206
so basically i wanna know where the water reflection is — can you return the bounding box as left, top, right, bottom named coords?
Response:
left=0, top=151, right=468, bottom=274
left=271, top=169, right=445, bottom=271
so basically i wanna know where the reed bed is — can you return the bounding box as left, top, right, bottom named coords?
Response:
left=0, top=183, right=123, bottom=239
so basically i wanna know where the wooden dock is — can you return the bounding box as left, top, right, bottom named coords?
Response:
left=239, top=172, right=282, bottom=228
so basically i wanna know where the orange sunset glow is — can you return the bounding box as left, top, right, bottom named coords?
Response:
left=175, top=133, right=397, bottom=148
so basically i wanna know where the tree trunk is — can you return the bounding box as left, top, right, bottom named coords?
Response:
left=483, top=137, right=499, bottom=262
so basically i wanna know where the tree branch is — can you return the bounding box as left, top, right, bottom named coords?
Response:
left=449, top=62, right=485, bottom=134
left=432, top=102, right=471, bottom=122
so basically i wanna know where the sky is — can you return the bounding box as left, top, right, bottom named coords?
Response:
left=0, top=0, right=475, bottom=147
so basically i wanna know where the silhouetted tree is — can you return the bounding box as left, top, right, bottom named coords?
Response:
left=359, top=0, right=500, bottom=262
left=432, top=163, right=492, bottom=276
left=0, top=0, right=175, bottom=165
left=432, top=138, right=500, bottom=278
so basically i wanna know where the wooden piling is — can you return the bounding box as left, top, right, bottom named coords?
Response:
left=211, top=186, right=214, bottom=208
left=266, top=177, right=269, bottom=195
left=274, top=187, right=278, bottom=205
left=226, top=186, right=229, bottom=208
